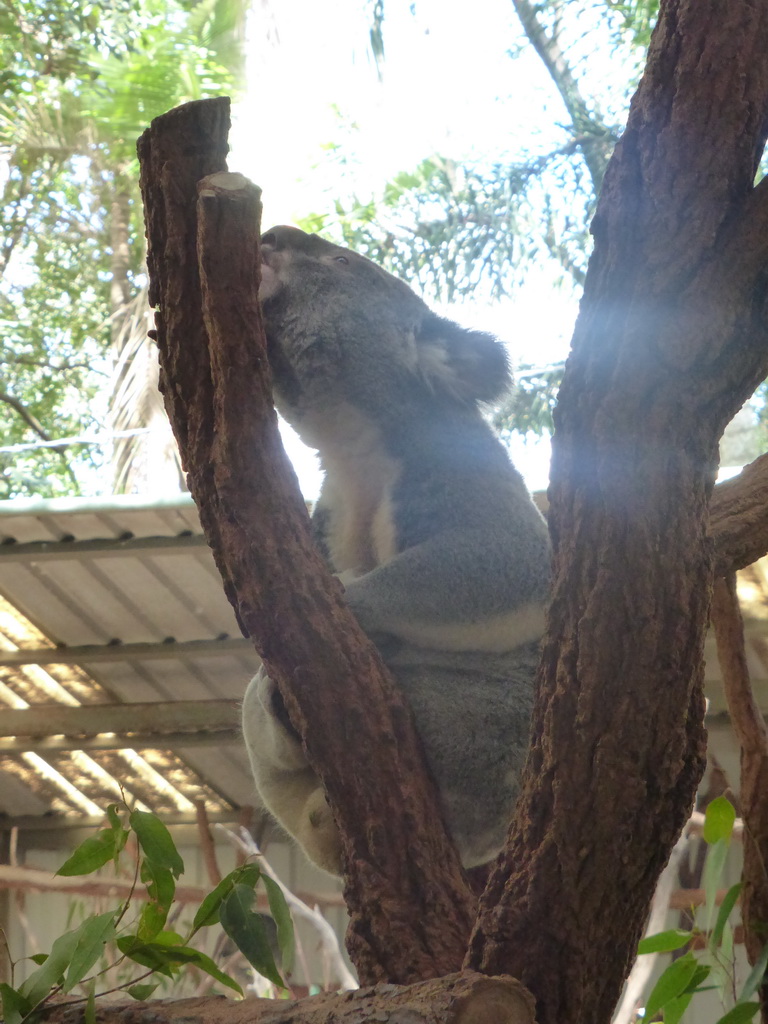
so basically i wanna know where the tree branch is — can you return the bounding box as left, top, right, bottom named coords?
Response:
left=0, top=387, right=81, bottom=490
left=0, top=389, right=52, bottom=441
left=37, top=974, right=536, bottom=1024
left=711, top=454, right=768, bottom=576
left=137, top=100, right=475, bottom=986
left=511, top=0, right=612, bottom=192
left=711, top=574, right=768, bottom=1014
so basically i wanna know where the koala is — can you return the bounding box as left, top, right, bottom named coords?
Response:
left=242, top=225, right=551, bottom=874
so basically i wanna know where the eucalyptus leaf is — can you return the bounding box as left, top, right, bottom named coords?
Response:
left=220, top=883, right=285, bottom=988
left=739, top=941, right=768, bottom=1002
left=262, top=874, right=295, bottom=971
left=150, top=930, right=185, bottom=947
left=63, top=911, right=116, bottom=992
left=0, top=983, right=31, bottom=1024
left=140, top=859, right=176, bottom=909
left=643, top=953, right=699, bottom=1021
left=174, top=948, right=243, bottom=995
left=703, top=839, right=730, bottom=928
left=715, top=1003, right=761, bottom=1024
left=712, top=883, right=742, bottom=950
left=661, top=990, right=694, bottom=1024
left=130, top=810, right=184, bottom=878
left=106, top=804, right=122, bottom=831
left=703, top=797, right=737, bottom=844
left=685, top=965, right=712, bottom=993
left=56, top=830, right=121, bottom=877
left=128, top=983, right=160, bottom=1001
left=137, top=899, right=168, bottom=942
left=637, top=929, right=692, bottom=955
left=19, top=927, right=80, bottom=1005
left=192, top=862, right=261, bottom=932
left=84, top=979, right=96, bottom=1024
left=116, top=936, right=177, bottom=978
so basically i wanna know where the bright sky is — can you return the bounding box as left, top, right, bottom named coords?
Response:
left=228, top=0, right=590, bottom=494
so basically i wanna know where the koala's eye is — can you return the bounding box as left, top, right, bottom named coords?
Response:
left=333, top=255, right=349, bottom=265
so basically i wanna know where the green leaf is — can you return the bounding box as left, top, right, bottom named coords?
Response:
left=106, top=803, right=123, bottom=830
left=150, top=930, right=185, bottom=947
left=662, top=990, right=694, bottom=1024
left=130, top=811, right=185, bottom=878
left=220, top=883, right=285, bottom=988
left=84, top=979, right=96, bottom=1024
left=739, top=941, right=768, bottom=1002
left=262, top=875, right=295, bottom=971
left=19, top=927, right=81, bottom=1005
left=686, top=965, right=712, bottom=992
left=63, top=911, right=116, bottom=992
left=703, top=839, right=730, bottom=927
left=141, top=859, right=176, bottom=909
left=174, top=948, right=243, bottom=996
left=106, top=804, right=129, bottom=865
left=712, top=883, right=742, bottom=950
left=137, top=859, right=175, bottom=940
left=715, top=1003, right=761, bottom=1024
left=128, top=983, right=160, bottom=1001
left=0, top=983, right=32, bottom=1024
left=638, top=929, right=692, bottom=954
left=56, top=829, right=123, bottom=876
left=704, top=797, right=737, bottom=844
left=117, top=936, right=240, bottom=995
left=137, top=899, right=168, bottom=942
left=116, top=935, right=178, bottom=978
left=643, top=953, right=699, bottom=1021
left=192, top=863, right=261, bottom=932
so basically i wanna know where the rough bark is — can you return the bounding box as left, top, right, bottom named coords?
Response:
left=137, top=102, right=475, bottom=986
left=466, top=3, right=768, bottom=1023
left=711, top=575, right=768, bottom=1017
left=711, top=454, right=768, bottom=576
left=39, top=974, right=534, bottom=1024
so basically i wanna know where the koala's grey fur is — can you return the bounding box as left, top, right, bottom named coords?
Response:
left=242, top=225, right=551, bottom=874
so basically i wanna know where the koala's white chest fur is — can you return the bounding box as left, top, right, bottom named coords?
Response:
left=300, top=402, right=401, bottom=574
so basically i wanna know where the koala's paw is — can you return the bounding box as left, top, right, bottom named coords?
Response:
left=298, top=787, right=343, bottom=875
left=336, top=568, right=363, bottom=586
left=242, top=666, right=307, bottom=771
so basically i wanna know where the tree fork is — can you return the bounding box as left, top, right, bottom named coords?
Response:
left=136, top=99, right=475, bottom=986
left=467, top=2, right=768, bottom=1022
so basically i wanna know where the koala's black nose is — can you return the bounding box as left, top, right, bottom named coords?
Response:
left=260, top=225, right=308, bottom=251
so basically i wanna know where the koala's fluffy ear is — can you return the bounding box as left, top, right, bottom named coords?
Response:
left=415, top=313, right=512, bottom=404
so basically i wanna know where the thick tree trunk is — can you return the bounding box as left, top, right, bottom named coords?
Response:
left=137, top=103, right=475, bottom=987
left=466, top=2, right=768, bottom=1022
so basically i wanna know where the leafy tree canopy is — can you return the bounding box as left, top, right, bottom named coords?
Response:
left=4, top=0, right=759, bottom=495
left=0, top=0, right=245, bottom=497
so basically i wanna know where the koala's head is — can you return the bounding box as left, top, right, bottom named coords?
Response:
left=259, top=225, right=511, bottom=427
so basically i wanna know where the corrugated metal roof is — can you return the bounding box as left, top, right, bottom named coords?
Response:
left=0, top=494, right=259, bottom=823
left=0, top=492, right=766, bottom=828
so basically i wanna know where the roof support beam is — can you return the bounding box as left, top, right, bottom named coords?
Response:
left=0, top=533, right=208, bottom=562
left=0, top=699, right=241, bottom=752
left=0, top=636, right=253, bottom=665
